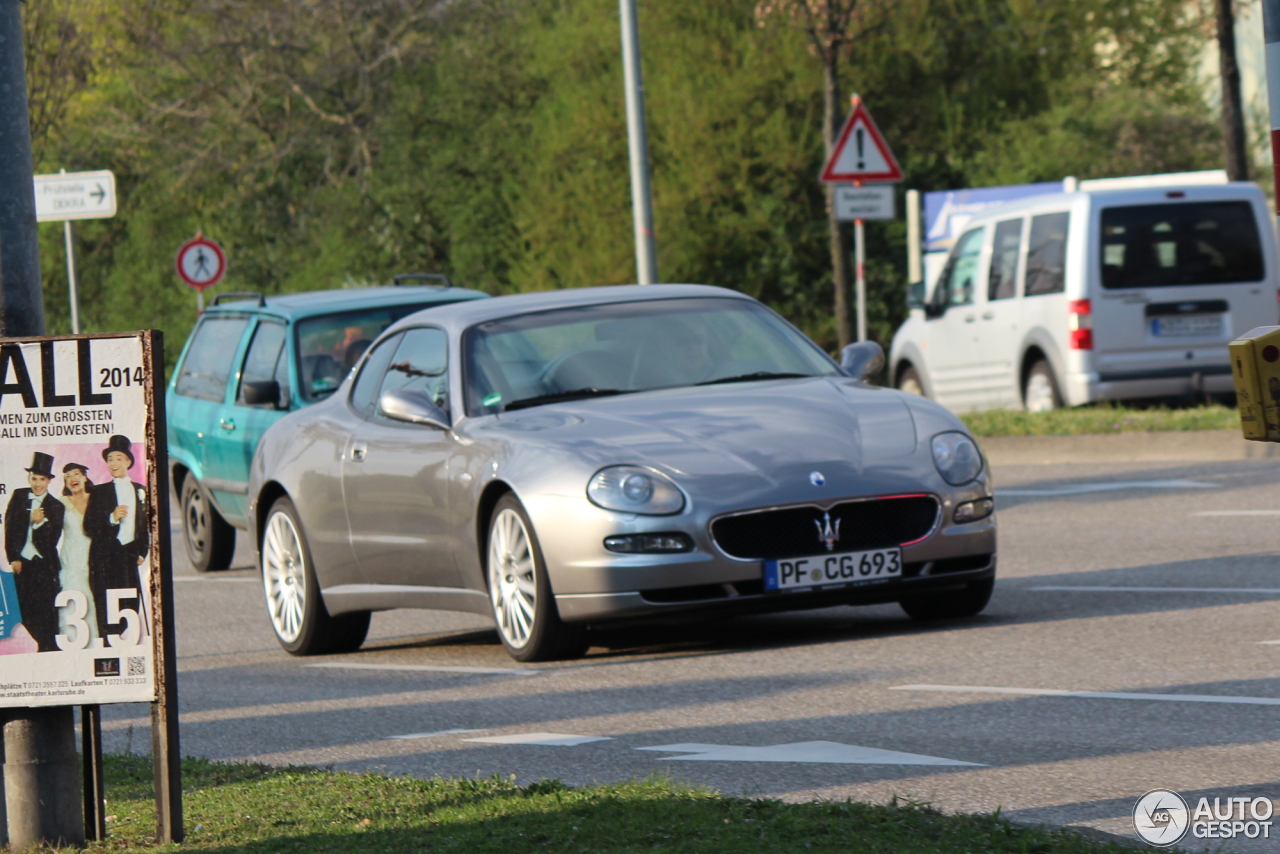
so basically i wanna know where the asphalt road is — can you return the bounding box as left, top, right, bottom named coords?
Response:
left=100, top=455, right=1280, bottom=851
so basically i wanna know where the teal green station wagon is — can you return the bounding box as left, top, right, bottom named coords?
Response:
left=166, top=278, right=489, bottom=570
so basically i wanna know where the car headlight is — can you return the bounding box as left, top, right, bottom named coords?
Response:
left=931, top=432, right=983, bottom=486
left=587, top=466, right=685, bottom=515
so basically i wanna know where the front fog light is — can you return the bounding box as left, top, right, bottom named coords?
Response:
left=604, top=533, right=693, bottom=554
left=953, top=497, right=994, bottom=523
left=587, top=465, right=685, bottom=514
left=931, top=432, right=983, bottom=485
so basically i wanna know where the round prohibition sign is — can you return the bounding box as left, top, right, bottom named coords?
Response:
left=175, top=234, right=226, bottom=291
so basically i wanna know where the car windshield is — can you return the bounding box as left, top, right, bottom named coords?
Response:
left=463, top=297, right=839, bottom=415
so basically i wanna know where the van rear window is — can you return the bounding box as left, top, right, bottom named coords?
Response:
left=1100, top=202, right=1263, bottom=289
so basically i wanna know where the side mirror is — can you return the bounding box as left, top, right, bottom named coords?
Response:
left=378, top=388, right=450, bottom=430
left=906, top=281, right=925, bottom=310
left=923, top=301, right=946, bottom=320
left=242, top=380, right=283, bottom=408
left=840, top=341, right=885, bottom=382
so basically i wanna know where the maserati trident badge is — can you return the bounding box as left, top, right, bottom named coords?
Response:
left=815, top=512, right=841, bottom=551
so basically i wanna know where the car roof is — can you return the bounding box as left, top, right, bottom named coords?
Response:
left=200, top=285, right=490, bottom=322
left=384, top=284, right=756, bottom=335
left=957, top=181, right=1266, bottom=228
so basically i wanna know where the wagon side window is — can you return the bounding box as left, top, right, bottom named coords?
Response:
left=174, top=316, right=250, bottom=402
left=988, top=219, right=1023, bottom=301
left=1025, top=212, right=1070, bottom=296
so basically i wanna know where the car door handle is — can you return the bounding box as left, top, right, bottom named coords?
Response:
left=350, top=442, right=367, bottom=462
left=219, top=418, right=236, bottom=432
left=964, top=314, right=976, bottom=323
left=981, top=311, right=995, bottom=320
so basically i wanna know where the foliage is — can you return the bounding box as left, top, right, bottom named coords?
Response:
left=82, top=754, right=1141, bottom=853
left=961, top=403, right=1241, bottom=437
left=24, top=0, right=1222, bottom=355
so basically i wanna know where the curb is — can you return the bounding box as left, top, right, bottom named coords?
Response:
left=978, top=429, right=1280, bottom=466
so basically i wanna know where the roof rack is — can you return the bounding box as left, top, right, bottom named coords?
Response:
left=211, top=291, right=266, bottom=307
left=392, top=273, right=454, bottom=289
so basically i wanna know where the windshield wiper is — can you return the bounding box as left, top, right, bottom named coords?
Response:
left=503, top=388, right=625, bottom=412
left=696, top=371, right=812, bottom=386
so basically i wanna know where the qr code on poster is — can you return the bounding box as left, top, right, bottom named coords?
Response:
left=127, top=657, right=146, bottom=676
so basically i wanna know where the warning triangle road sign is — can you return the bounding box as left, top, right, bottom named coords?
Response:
left=820, top=97, right=903, bottom=184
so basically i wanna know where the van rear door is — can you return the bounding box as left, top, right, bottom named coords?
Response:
left=1091, top=198, right=1272, bottom=395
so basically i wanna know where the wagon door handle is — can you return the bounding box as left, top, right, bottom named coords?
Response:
left=350, top=442, right=367, bottom=462
left=981, top=311, right=995, bottom=320
left=963, top=314, right=976, bottom=323
left=219, top=418, right=236, bottom=432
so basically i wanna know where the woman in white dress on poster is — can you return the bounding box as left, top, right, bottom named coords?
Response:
left=58, top=463, right=98, bottom=643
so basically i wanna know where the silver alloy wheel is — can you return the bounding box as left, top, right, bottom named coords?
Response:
left=262, top=510, right=307, bottom=644
left=488, top=507, right=538, bottom=649
left=183, top=480, right=210, bottom=559
left=1024, top=370, right=1057, bottom=412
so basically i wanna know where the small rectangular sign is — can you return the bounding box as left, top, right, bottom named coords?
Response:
left=0, top=332, right=166, bottom=706
left=33, top=170, right=117, bottom=223
left=835, top=185, right=895, bottom=221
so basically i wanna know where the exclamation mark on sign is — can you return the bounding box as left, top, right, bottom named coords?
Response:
left=856, top=128, right=865, bottom=170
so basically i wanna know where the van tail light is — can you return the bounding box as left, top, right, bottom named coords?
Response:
left=1068, top=299, right=1093, bottom=350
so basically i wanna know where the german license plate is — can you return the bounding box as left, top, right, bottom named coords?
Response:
left=764, top=548, right=902, bottom=591
left=1150, top=315, right=1222, bottom=337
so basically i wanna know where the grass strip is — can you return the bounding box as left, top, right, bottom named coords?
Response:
left=70, top=754, right=1146, bottom=853
left=961, top=404, right=1239, bottom=437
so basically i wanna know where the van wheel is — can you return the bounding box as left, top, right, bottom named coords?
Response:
left=896, top=366, right=925, bottom=397
left=181, top=476, right=235, bottom=572
left=1023, top=361, right=1062, bottom=412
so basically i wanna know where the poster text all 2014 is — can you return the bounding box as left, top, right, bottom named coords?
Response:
left=0, top=339, right=138, bottom=411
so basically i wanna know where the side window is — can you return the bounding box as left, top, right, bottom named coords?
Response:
left=236, top=320, right=287, bottom=407
left=174, top=316, right=250, bottom=402
left=376, top=328, right=449, bottom=420
left=935, top=227, right=984, bottom=308
left=1025, top=212, right=1070, bottom=296
left=349, top=334, right=401, bottom=419
left=988, top=219, right=1023, bottom=301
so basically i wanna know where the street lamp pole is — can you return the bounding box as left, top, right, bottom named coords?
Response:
left=618, top=0, right=657, bottom=284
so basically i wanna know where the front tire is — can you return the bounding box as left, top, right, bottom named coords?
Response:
left=181, top=476, right=235, bottom=572
left=487, top=494, right=587, bottom=662
left=900, top=577, right=994, bottom=621
left=261, top=496, right=369, bottom=655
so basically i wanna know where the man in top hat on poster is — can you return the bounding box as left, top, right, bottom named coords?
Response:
left=85, top=435, right=148, bottom=639
left=4, top=452, right=66, bottom=651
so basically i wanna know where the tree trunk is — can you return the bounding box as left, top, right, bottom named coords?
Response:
left=823, top=54, right=853, bottom=349
left=1216, top=0, right=1250, bottom=180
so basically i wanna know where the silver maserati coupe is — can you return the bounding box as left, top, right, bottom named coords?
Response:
left=246, top=285, right=996, bottom=661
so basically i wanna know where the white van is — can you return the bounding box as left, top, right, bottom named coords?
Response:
left=889, top=182, right=1278, bottom=411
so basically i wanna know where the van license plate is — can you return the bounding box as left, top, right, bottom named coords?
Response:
left=764, top=548, right=902, bottom=591
left=1150, top=315, right=1222, bottom=337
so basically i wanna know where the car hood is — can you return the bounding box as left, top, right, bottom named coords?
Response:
left=475, top=377, right=925, bottom=504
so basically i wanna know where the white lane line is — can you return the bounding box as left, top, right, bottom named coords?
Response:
left=464, top=733, right=611, bottom=746
left=636, top=741, right=981, bottom=766
left=384, top=728, right=486, bottom=740
left=999, top=479, right=1219, bottom=497
left=891, top=684, right=1280, bottom=706
left=306, top=663, right=535, bottom=676
left=1192, top=510, right=1280, bottom=516
left=1029, top=586, right=1280, bottom=594
left=173, top=576, right=258, bottom=583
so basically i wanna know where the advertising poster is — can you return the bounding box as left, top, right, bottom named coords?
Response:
left=0, top=334, right=159, bottom=706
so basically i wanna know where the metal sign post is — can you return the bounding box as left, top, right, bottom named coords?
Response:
left=33, top=170, right=118, bottom=335
left=0, top=331, right=181, bottom=843
left=819, top=96, right=902, bottom=343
